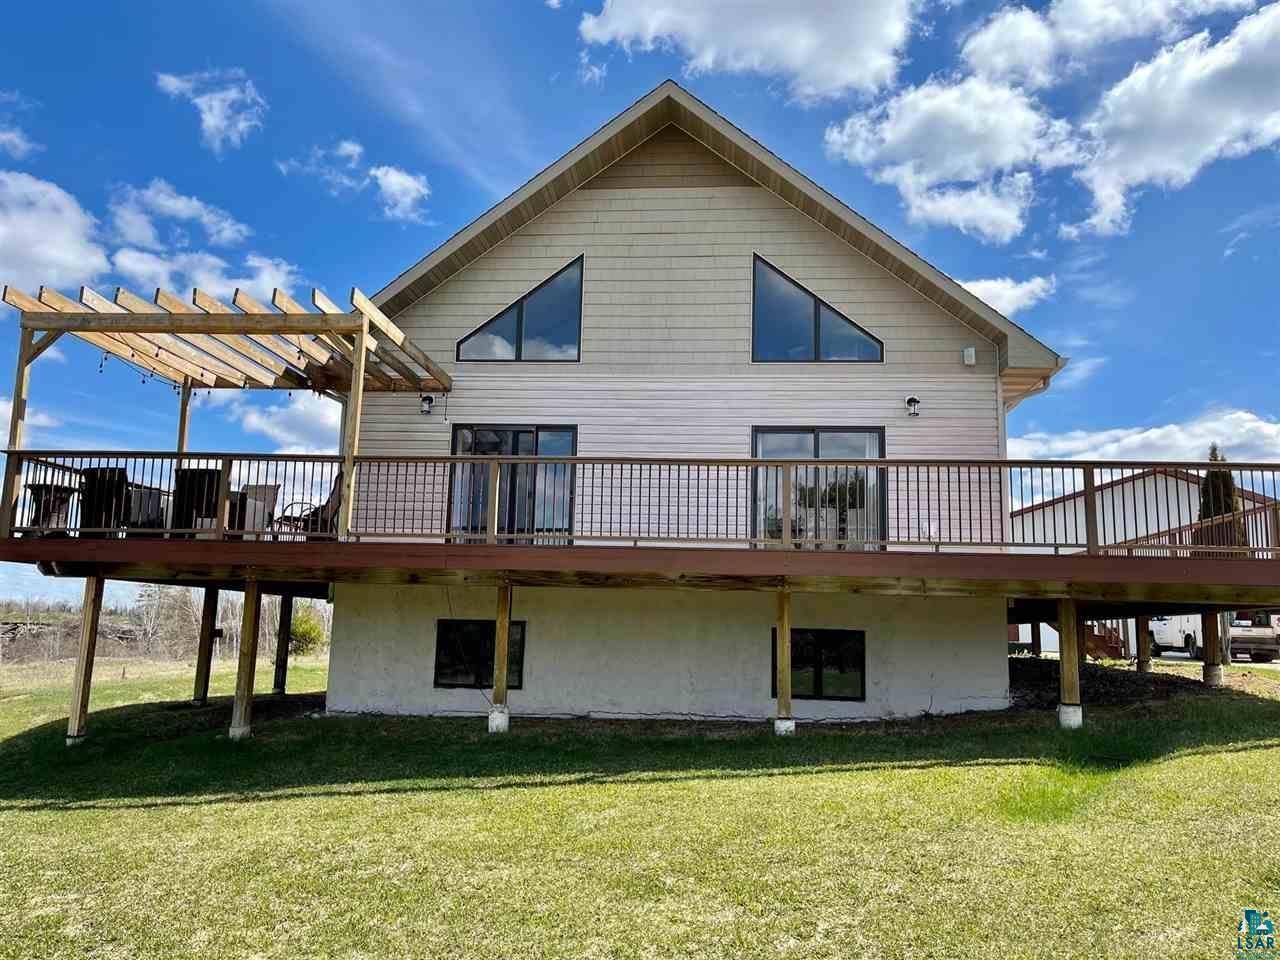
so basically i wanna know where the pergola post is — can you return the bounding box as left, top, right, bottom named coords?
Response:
left=175, top=377, right=193, bottom=458
left=192, top=587, right=219, bottom=704
left=1057, top=598, right=1083, bottom=729
left=489, top=581, right=512, bottom=733
left=66, top=575, right=105, bottom=745
left=0, top=326, right=35, bottom=538
left=1030, top=621, right=1042, bottom=657
left=1201, top=611, right=1223, bottom=687
left=337, top=314, right=369, bottom=540
left=774, top=588, right=794, bottom=735
left=1136, top=615, right=1152, bottom=674
left=229, top=581, right=262, bottom=740
left=273, top=593, right=293, bottom=696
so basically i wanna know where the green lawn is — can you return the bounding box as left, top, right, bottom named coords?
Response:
left=2, top=658, right=1279, bottom=959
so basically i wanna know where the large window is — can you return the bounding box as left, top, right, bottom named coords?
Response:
left=753, top=427, right=885, bottom=547
left=434, top=619, right=527, bottom=689
left=752, top=255, right=882, bottom=363
left=457, top=256, right=583, bottom=362
left=771, top=628, right=866, bottom=701
left=450, top=425, right=576, bottom=542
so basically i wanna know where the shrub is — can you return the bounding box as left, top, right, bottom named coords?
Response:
left=289, top=605, right=327, bottom=656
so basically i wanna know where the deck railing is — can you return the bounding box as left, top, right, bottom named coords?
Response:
left=3, top=450, right=1279, bottom=558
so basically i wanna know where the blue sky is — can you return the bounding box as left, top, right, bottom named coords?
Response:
left=2, top=0, right=1279, bottom=599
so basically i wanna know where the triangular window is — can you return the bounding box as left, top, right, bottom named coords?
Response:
left=457, top=256, right=583, bottom=362
left=752, top=255, right=882, bottom=363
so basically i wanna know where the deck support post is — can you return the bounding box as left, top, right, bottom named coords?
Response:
left=774, top=588, right=794, bottom=735
left=1030, top=621, right=1042, bottom=657
left=1135, top=616, right=1151, bottom=674
left=273, top=593, right=293, bottom=696
left=1057, top=598, right=1082, bottom=729
left=489, top=581, right=512, bottom=733
left=1077, top=617, right=1088, bottom=666
left=192, top=587, right=219, bottom=704
left=1201, top=611, right=1223, bottom=687
left=66, top=575, right=105, bottom=745
left=229, top=581, right=262, bottom=740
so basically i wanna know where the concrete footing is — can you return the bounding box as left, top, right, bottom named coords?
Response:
left=773, top=718, right=796, bottom=736
left=488, top=705, right=510, bottom=734
left=1057, top=703, right=1083, bottom=729
left=228, top=724, right=252, bottom=741
left=65, top=735, right=86, bottom=748
left=1203, top=664, right=1224, bottom=688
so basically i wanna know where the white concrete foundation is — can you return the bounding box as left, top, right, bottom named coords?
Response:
left=328, top=585, right=1010, bottom=722
left=228, top=724, right=251, bottom=741
left=774, top=718, right=796, bottom=736
left=65, top=735, right=85, bottom=748
left=488, top=705, right=510, bottom=733
left=1203, top=664, right=1223, bottom=687
left=1057, top=703, right=1083, bottom=729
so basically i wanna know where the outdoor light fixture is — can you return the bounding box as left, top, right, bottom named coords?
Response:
left=905, top=395, right=921, bottom=417
left=420, top=394, right=434, bottom=416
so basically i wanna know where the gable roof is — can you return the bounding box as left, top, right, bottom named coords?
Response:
left=374, top=80, right=1064, bottom=404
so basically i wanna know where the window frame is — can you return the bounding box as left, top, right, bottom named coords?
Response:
left=447, top=423, right=579, bottom=541
left=750, top=254, right=884, bottom=364
left=455, top=255, right=585, bottom=363
left=770, top=627, right=867, bottom=702
left=433, top=618, right=528, bottom=690
left=750, top=426, right=889, bottom=548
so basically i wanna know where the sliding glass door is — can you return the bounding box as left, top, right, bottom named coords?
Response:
left=753, top=428, right=884, bottom=549
left=450, top=425, right=576, bottom=543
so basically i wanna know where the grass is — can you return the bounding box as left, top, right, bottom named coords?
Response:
left=2, top=659, right=1280, bottom=958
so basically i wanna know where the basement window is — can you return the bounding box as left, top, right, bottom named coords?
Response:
left=457, top=256, right=583, bottom=361
left=770, top=628, right=866, bottom=701
left=752, top=255, right=882, bottom=363
left=434, top=619, right=526, bottom=690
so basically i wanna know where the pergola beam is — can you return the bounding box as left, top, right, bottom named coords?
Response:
left=234, top=289, right=333, bottom=366
left=274, top=290, right=395, bottom=391
left=154, top=289, right=278, bottom=388
left=21, top=311, right=362, bottom=335
left=352, top=287, right=452, bottom=391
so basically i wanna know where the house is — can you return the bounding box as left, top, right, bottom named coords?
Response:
left=2, top=81, right=1278, bottom=742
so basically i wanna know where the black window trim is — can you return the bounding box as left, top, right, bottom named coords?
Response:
left=456, top=254, right=585, bottom=363
left=750, top=426, right=888, bottom=549
left=770, top=627, right=868, bottom=702
left=447, top=423, right=579, bottom=541
left=750, top=253, right=884, bottom=364
left=433, top=617, right=528, bottom=690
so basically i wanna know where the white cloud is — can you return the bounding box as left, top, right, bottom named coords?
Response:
left=213, top=391, right=341, bottom=454
left=36, top=344, right=65, bottom=363
left=108, top=179, right=251, bottom=249
left=0, top=171, right=110, bottom=291
left=113, top=248, right=300, bottom=303
left=578, top=49, right=608, bottom=85
left=277, top=140, right=369, bottom=193
left=1053, top=355, right=1107, bottom=388
left=962, top=0, right=1255, bottom=89
left=279, top=141, right=432, bottom=223
left=1065, top=4, right=1280, bottom=237
left=1010, top=408, right=1280, bottom=461
left=156, top=68, right=267, bottom=153
left=1221, top=200, right=1280, bottom=256
left=579, top=0, right=918, bottom=101
left=0, top=395, right=59, bottom=431
left=546, top=0, right=562, bottom=8
left=825, top=76, right=1079, bottom=243
left=368, top=166, right=431, bottom=222
left=0, top=126, right=39, bottom=160
left=961, top=274, right=1057, bottom=316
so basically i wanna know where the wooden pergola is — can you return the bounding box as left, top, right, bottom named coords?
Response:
left=1, top=282, right=452, bottom=537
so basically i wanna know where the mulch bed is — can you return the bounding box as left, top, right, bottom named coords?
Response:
left=1009, top=655, right=1205, bottom=710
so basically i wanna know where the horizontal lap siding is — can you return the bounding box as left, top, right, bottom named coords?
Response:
left=357, top=129, right=1001, bottom=536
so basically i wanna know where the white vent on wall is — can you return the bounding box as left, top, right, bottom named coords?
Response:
left=962, top=346, right=977, bottom=366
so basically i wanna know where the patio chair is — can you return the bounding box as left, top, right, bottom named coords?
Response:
left=236, top=483, right=281, bottom=540
left=274, top=471, right=342, bottom=539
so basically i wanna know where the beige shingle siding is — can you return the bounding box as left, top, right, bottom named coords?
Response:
left=360, top=132, right=1000, bottom=466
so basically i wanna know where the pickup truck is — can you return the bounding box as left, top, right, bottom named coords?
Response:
left=1148, top=615, right=1199, bottom=658
left=1228, top=611, right=1280, bottom=663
